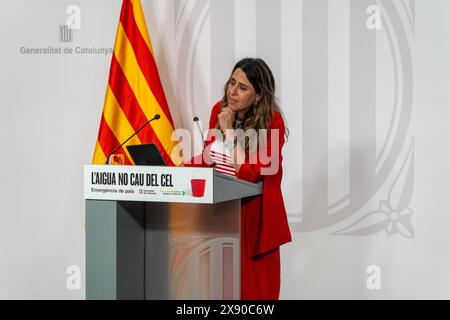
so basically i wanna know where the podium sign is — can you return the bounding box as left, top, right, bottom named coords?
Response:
left=85, top=165, right=262, bottom=204
left=85, top=165, right=214, bottom=203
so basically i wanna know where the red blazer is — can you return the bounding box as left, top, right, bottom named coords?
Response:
left=187, top=101, right=292, bottom=299
left=207, top=101, right=292, bottom=258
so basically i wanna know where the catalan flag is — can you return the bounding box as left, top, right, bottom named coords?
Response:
left=92, top=0, right=179, bottom=166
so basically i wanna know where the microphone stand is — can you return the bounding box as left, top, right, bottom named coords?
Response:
left=105, top=114, right=160, bottom=164
left=193, top=116, right=216, bottom=167
left=193, top=116, right=206, bottom=150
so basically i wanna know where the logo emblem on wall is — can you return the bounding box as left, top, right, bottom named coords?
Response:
left=174, top=0, right=415, bottom=238
left=294, top=1, right=416, bottom=238
left=326, top=1, right=416, bottom=238
left=59, top=5, right=81, bottom=43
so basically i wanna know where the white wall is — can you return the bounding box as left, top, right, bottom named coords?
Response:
left=1, top=0, right=449, bottom=299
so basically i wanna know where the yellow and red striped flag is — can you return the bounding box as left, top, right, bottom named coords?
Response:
left=92, top=0, right=179, bottom=166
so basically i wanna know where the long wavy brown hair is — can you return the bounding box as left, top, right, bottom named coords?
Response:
left=217, top=58, right=288, bottom=147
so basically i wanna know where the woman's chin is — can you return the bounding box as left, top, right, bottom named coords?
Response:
left=228, top=104, right=237, bottom=112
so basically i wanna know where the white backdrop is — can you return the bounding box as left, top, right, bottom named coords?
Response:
left=1, top=0, right=450, bottom=299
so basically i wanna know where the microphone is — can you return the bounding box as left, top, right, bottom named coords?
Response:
left=193, top=116, right=215, bottom=167
left=105, top=114, right=161, bottom=164
left=193, top=116, right=205, bottom=150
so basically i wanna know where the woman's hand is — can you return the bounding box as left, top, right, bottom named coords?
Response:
left=217, top=107, right=235, bottom=133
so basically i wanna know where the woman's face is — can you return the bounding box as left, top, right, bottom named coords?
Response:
left=226, top=68, right=259, bottom=115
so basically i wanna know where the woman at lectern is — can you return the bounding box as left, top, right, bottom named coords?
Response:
left=189, top=58, right=292, bottom=300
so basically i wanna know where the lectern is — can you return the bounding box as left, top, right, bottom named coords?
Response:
left=84, top=165, right=262, bottom=300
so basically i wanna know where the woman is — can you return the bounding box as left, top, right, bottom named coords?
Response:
left=192, top=58, right=291, bottom=299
